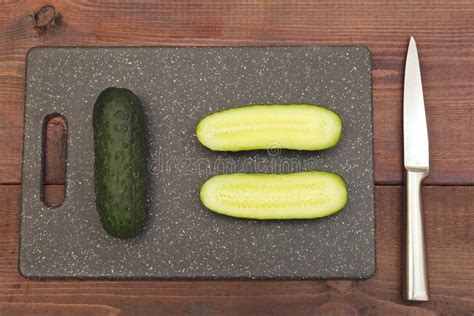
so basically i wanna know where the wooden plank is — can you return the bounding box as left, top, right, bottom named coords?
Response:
left=0, top=0, right=473, bottom=185
left=0, top=303, right=120, bottom=316
left=42, top=184, right=65, bottom=207
left=43, top=116, right=67, bottom=185
left=2, top=185, right=473, bottom=314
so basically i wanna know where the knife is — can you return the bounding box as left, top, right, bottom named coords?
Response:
left=403, top=36, right=430, bottom=301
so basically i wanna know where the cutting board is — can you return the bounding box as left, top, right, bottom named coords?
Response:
left=20, top=46, right=374, bottom=279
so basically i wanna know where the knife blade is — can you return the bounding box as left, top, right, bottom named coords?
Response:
left=404, top=36, right=429, bottom=170
left=403, top=36, right=430, bottom=301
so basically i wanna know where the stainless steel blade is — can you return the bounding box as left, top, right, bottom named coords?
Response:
left=404, top=36, right=429, bottom=170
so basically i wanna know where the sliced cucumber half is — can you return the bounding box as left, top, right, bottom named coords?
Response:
left=200, top=171, right=348, bottom=220
left=196, top=104, right=342, bottom=151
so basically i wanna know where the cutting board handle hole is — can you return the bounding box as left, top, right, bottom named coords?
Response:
left=42, top=113, right=67, bottom=207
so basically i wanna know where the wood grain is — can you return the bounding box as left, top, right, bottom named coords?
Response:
left=1, top=1, right=474, bottom=314
left=2, top=185, right=473, bottom=315
left=0, top=303, right=120, bottom=316
left=43, top=116, right=67, bottom=186
left=0, top=0, right=473, bottom=185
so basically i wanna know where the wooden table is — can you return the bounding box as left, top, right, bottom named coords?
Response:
left=1, top=1, right=473, bottom=315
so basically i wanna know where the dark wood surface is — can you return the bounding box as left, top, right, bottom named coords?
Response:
left=0, top=1, right=473, bottom=315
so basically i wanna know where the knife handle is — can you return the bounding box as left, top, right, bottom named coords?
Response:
left=404, top=170, right=429, bottom=301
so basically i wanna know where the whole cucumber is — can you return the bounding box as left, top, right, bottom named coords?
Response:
left=93, top=87, right=147, bottom=239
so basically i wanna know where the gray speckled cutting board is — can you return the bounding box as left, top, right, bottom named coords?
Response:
left=20, top=46, right=374, bottom=279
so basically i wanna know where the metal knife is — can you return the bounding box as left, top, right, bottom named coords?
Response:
left=403, top=36, right=430, bottom=301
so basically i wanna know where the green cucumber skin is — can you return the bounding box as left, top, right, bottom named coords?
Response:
left=196, top=104, right=342, bottom=152
left=200, top=171, right=348, bottom=220
left=93, top=87, right=147, bottom=239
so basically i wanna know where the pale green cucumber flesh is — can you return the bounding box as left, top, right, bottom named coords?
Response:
left=200, top=171, right=348, bottom=220
left=196, top=104, right=342, bottom=151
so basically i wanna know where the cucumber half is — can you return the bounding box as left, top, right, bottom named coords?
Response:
left=200, top=171, right=348, bottom=220
left=196, top=104, right=342, bottom=151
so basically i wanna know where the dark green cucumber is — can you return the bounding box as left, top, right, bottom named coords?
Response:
left=200, top=171, right=348, bottom=220
left=93, top=87, right=147, bottom=239
left=196, top=104, right=342, bottom=151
